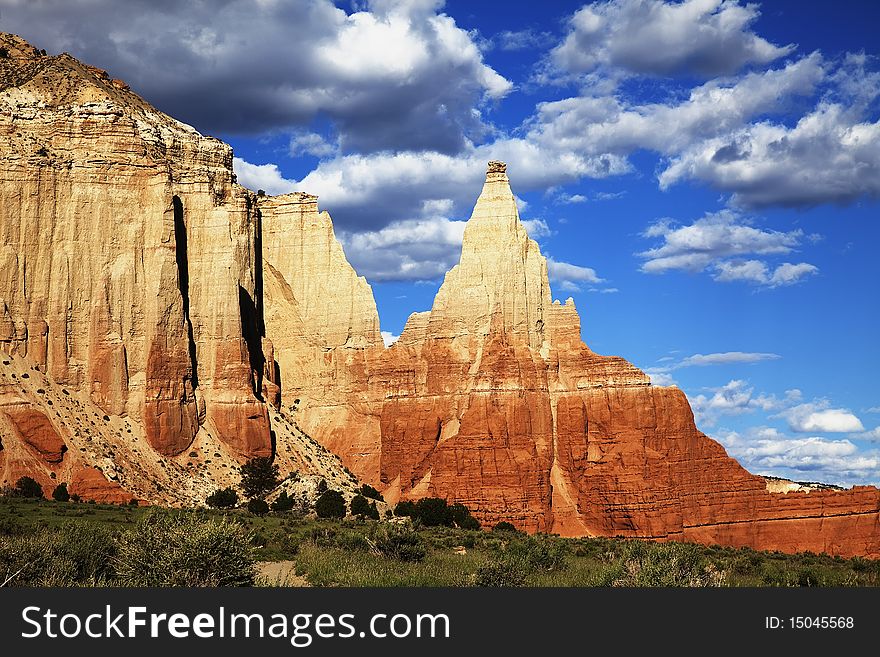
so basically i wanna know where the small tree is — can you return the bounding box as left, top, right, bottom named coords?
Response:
left=394, top=500, right=417, bottom=518
left=449, top=502, right=480, bottom=530
left=271, top=491, right=295, bottom=512
left=360, top=483, right=383, bottom=501
left=247, top=498, right=269, bottom=516
left=315, top=489, right=345, bottom=519
left=14, top=476, right=43, bottom=499
left=415, top=497, right=450, bottom=527
left=493, top=521, right=518, bottom=533
left=52, top=483, right=70, bottom=502
left=206, top=487, right=239, bottom=509
left=350, top=494, right=373, bottom=518
left=240, top=457, right=279, bottom=499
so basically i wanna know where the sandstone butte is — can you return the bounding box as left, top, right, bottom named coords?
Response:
left=1, top=34, right=878, bottom=557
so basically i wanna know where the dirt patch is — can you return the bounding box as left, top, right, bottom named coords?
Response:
left=257, top=560, right=310, bottom=587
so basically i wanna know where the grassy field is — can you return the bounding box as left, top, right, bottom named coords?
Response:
left=2, top=498, right=879, bottom=587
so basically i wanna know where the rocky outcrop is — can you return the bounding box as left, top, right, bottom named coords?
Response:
left=0, top=34, right=357, bottom=502
left=286, top=161, right=880, bottom=558
left=2, top=34, right=877, bottom=557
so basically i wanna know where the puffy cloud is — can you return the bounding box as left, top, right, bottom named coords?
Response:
left=551, top=0, right=793, bottom=78
left=232, top=157, right=296, bottom=196
left=2, top=0, right=510, bottom=152
left=289, top=131, right=338, bottom=158
left=781, top=403, right=866, bottom=433
left=716, top=428, right=880, bottom=486
left=689, top=379, right=788, bottom=427
left=381, top=331, right=400, bottom=347
left=638, top=210, right=818, bottom=286
left=546, top=257, right=603, bottom=284
left=660, top=102, right=880, bottom=207
left=521, top=219, right=553, bottom=240
left=645, top=368, right=677, bottom=386
left=852, top=427, right=880, bottom=442
left=338, top=216, right=466, bottom=281
left=530, top=55, right=825, bottom=156
left=285, top=143, right=629, bottom=230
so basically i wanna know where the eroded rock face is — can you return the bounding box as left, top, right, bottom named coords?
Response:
left=0, top=33, right=270, bottom=459
left=0, top=34, right=361, bottom=504
left=285, top=161, right=880, bottom=558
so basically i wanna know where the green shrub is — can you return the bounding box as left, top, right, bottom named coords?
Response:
left=247, top=498, right=269, bottom=516
left=509, top=535, right=569, bottom=571
left=414, top=497, right=449, bottom=526
left=206, top=487, right=239, bottom=508
left=448, top=503, right=480, bottom=530
left=114, top=513, right=256, bottom=586
left=493, top=521, right=518, bottom=533
left=315, top=490, right=345, bottom=519
left=52, top=483, right=70, bottom=502
left=13, top=477, right=43, bottom=499
left=350, top=494, right=378, bottom=519
left=474, top=555, right=530, bottom=587
left=0, top=522, right=117, bottom=586
left=369, top=524, right=427, bottom=562
left=610, top=541, right=725, bottom=587
left=394, top=500, right=416, bottom=518
left=360, top=484, right=383, bottom=501
left=271, top=491, right=295, bottom=512
left=240, top=457, right=279, bottom=499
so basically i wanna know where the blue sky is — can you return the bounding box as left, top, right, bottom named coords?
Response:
left=3, top=0, right=879, bottom=486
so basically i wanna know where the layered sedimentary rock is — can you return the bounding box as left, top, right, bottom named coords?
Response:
left=0, top=34, right=357, bottom=502
left=3, top=33, right=878, bottom=557
left=281, top=161, right=880, bottom=558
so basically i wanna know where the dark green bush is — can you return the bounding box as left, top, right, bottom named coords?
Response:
left=509, top=535, right=568, bottom=571
left=247, top=498, right=269, bottom=516
left=240, top=457, right=280, bottom=499
left=448, top=503, right=480, bottom=530
left=474, top=555, right=530, bottom=587
left=114, top=513, right=256, bottom=586
left=315, top=490, right=345, bottom=519
left=52, top=483, right=70, bottom=502
left=271, top=491, right=295, bottom=512
left=206, top=487, right=239, bottom=508
left=610, top=541, right=725, bottom=587
left=13, top=477, right=43, bottom=499
left=360, top=484, right=383, bottom=501
left=493, top=521, right=518, bottom=533
left=414, top=497, right=449, bottom=526
left=350, top=494, right=378, bottom=518
left=0, top=522, right=117, bottom=586
left=369, top=524, right=427, bottom=562
left=394, top=500, right=416, bottom=518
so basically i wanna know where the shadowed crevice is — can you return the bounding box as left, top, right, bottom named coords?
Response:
left=173, top=195, right=199, bottom=390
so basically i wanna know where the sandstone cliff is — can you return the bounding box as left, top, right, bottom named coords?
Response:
left=286, top=161, right=880, bottom=558
left=0, top=34, right=357, bottom=502
left=2, top=34, right=877, bottom=558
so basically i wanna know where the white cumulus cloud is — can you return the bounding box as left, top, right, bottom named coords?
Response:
left=551, top=0, right=793, bottom=78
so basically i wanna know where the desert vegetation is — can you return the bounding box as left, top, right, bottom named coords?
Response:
left=1, top=495, right=879, bottom=588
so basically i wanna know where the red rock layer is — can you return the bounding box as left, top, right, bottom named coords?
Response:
left=283, top=161, right=880, bottom=558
